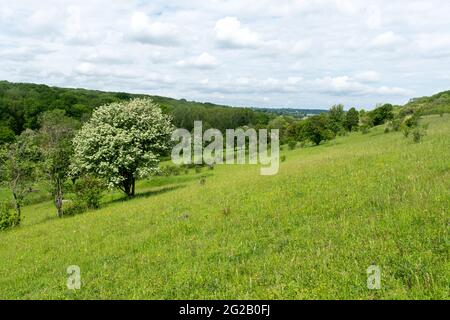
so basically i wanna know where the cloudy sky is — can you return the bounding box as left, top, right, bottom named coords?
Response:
left=1, top=0, right=450, bottom=109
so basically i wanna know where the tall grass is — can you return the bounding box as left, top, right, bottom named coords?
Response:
left=0, top=115, right=448, bottom=299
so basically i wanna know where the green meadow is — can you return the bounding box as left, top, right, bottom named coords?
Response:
left=0, top=115, right=448, bottom=299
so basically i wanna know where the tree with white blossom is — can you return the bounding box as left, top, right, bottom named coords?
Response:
left=72, top=98, right=174, bottom=197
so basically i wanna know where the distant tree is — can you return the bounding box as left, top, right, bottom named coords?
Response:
left=72, top=99, right=174, bottom=197
left=369, top=104, right=394, bottom=126
left=39, top=109, right=79, bottom=217
left=328, top=104, right=346, bottom=134
left=0, top=130, right=40, bottom=224
left=268, top=116, right=291, bottom=143
left=303, top=115, right=335, bottom=145
left=0, top=126, right=15, bottom=145
left=345, top=107, right=360, bottom=131
left=286, top=120, right=303, bottom=142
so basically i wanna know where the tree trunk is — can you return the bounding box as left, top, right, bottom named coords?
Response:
left=121, top=173, right=136, bottom=197
left=55, top=178, right=63, bottom=218
left=12, top=192, right=21, bottom=226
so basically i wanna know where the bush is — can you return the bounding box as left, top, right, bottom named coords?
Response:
left=360, top=125, right=370, bottom=134
left=160, top=165, right=182, bottom=176
left=73, top=176, right=105, bottom=210
left=402, top=126, right=410, bottom=138
left=369, top=103, right=394, bottom=125
left=412, top=128, right=426, bottom=143
left=0, top=202, right=19, bottom=230
left=287, top=140, right=297, bottom=150
left=384, top=127, right=390, bottom=134
left=281, top=155, right=286, bottom=162
left=64, top=201, right=88, bottom=216
left=404, top=114, right=420, bottom=128
left=387, top=119, right=402, bottom=132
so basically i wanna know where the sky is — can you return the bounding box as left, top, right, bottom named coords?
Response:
left=1, top=0, right=450, bottom=110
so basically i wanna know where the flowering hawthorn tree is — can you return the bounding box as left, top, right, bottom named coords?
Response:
left=72, top=99, right=174, bottom=197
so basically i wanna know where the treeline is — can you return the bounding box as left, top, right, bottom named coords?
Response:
left=2, top=81, right=447, bottom=147
left=252, top=107, right=327, bottom=119
left=262, top=103, right=405, bottom=145
left=0, top=81, right=272, bottom=144
left=402, top=90, right=450, bottom=116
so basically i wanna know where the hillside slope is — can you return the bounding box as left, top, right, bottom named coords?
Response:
left=0, top=115, right=449, bottom=299
left=402, top=90, right=450, bottom=115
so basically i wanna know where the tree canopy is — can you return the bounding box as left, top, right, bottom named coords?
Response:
left=72, top=98, right=174, bottom=197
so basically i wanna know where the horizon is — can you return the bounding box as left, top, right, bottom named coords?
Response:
left=2, top=78, right=438, bottom=112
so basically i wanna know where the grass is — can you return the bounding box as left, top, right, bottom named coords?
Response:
left=0, top=115, right=449, bottom=299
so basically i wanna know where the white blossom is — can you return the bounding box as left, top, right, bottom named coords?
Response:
left=72, top=98, right=174, bottom=192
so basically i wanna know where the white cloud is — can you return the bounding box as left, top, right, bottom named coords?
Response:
left=0, top=46, right=52, bottom=61
left=414, top=33, right=450, bottom=57
left=290, top=40, right=312, bottom=55
left=1, top=0, right=450, bottom=108
left=366, top=5, right=382, bottom=29
left=130, top=12, right=180, bottom=45
left=214, top=17, right=261, bottom=48
left=75, top=62, right=97, bottom=76
left=354, top=71, right=381, bottom=83
left=176, top=52, right=219, bottom=69
left=335, top=0, right=360, bottom=15
left=310, top=75, right=409, bottom=96
left=370, top=31, right=403, bottom=48
left=64, top=6, right=101, bottom=44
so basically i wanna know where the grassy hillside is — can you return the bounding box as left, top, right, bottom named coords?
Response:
left=0, top=115, right=448, bottom=299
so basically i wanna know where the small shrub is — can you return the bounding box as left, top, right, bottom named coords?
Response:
left=172, top=165, right=182, bottom=176
left=0, top=202, right=20, bottom=230
left=287, top=140, right=297, bottom=150
left=64, top=201, right=87, bottom=216
left=384, top=126, right=390, bottom=134
left=195, top=166, right=202, bottom=173
left=199, top=177, right=206, bottom=185
left=388, top=119, right=402, bottom=132
left=412, top=128, right=426, bottom=143
left=404, top=114, right=420, bottom=128
left=161, top=165, right=182, bottom=176
left=281, top=155, right=286, bottom=162
left=360, top=125, right=370, bottom=134
left=221, top=207, right=231, bottom=216
left=73, top=176, right=105, bottom=210
left=179, top=212, right=189, bottom=220
left=402, top=126, right=410, bottom=138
